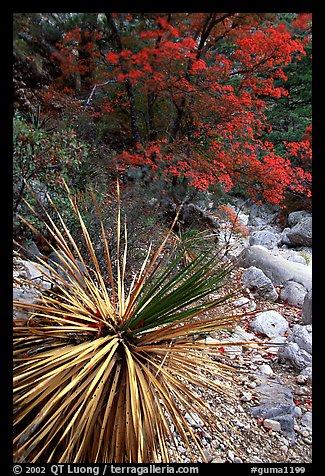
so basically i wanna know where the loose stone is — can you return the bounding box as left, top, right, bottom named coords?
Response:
left=263, top=419, right=282, bottom=432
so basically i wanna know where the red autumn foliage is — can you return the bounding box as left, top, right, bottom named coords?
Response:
left=216, top=204, right=249, bottom=239
left=50, top=13, right=312, bottom=207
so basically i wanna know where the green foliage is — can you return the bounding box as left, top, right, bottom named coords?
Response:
left=262, top=27, right=312, bottom=153
left=13, top=109, right=93, bottom=243
left=299, top=250, right=311, bottom=266
left=13, top=110, right=90, bottom=187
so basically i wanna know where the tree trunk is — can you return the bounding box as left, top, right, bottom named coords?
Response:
left=147, top=90, right=157, bottom=141
left=78, top=13, right=98, bottom=93
left=171, top=97, right=186, bottom=140
left=171, top=13, right=234, bottom=140
left=105, top=13, right=142, bottom=145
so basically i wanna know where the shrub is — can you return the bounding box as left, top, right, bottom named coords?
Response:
left=13, top=181, right=253, bottom=463
left=13, top=109, right=90, bottom=213
left=215, top=204, right=249, bottom=247
left=13, top=108, right=93, bottom=244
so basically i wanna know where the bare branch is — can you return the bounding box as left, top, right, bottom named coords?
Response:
left=84, top=79, right=117, bottom=109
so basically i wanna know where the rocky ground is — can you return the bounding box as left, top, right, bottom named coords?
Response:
left=13, top=201, right=313, bottom=464
left=167, top=276, right=313, bottom=464
left=163, top=202, right=313, bottom=464
left=13, top=258, right=312, bottom=464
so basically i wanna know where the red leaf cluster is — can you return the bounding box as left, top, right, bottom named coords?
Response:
left=49, top=13, right=311, bottom=206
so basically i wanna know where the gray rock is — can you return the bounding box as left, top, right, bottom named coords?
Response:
left=251, top=381, right=295, bottom=420
left=295, top=385, right=309, bottom=396
left=278, top=342, right=312, bottom=370
left=248, top=203, right=280, bottom=227
left=232, top=325, right=261, bottom=342
left=251, top=381, right=296, bottom=440
left=288, top=211, right=312, bottom=227
left=296, top=374, right=308, bottom=385
left=13, top=287, right=38, bottom=301
left=234, top=296, right=249, bottom=307
left=300, top=366, right=312, bottom=383
left=220, top=325, right=262, bottom=354
left=302, top=289, right=312, bottom=325
left=206, top=335, right=243, bottom=354
left=240, top=392, right=253, bottom=402
left=203, top=449, right=214, bottom=463
left=184, top=412, right=204, bottom=427
left=29, top=179, right=51, bottom=207
left=294, top=406, right=303, bottom=419
left=250, top=310, right=289, bottom=338
left=272, top=414, right=295, bottom=439
left=280, top=281, right=307, bottom=307
left=286, top=217, right=312, bottom=247
left=263, top=418, right=282, bottom=431
left=242, top=266, right=278, bottom=301
left=249, top=230, right=280, bottom=249
left=19, top=260, right=52, bottom=290
left=47, top=250, right=87, bottom=287
left=280, top=324, right=312, bottom=371
left=291, top=324, right=312, bottom=354
left=286, top=253, right=307, bottom=265
left=237, top=245, right=312, bottom=291
left=13, top=287, right=39, bottom=321
left=265, top=336, right=287, bottom=354
left=280, top=228, right=292, bottom=246
left=19, top=241, right=43, bottom=261
left=211, top=457, right=225, bottom=463
left=233, top=296, right=257, bottom=311
left=258, top=364, right=274, bottom=377
left=300, top=412, right=312, bottom=432
left=194, top=190, right=215, bottom=210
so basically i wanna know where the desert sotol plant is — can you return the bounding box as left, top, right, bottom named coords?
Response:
left=13, top=181, right=254, bottom=463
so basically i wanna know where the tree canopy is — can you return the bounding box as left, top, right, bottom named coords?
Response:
left=13, top=12, right=312, bottom=209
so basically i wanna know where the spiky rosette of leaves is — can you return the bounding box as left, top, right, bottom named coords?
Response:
left=13, top=181, right=254, bottom=463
